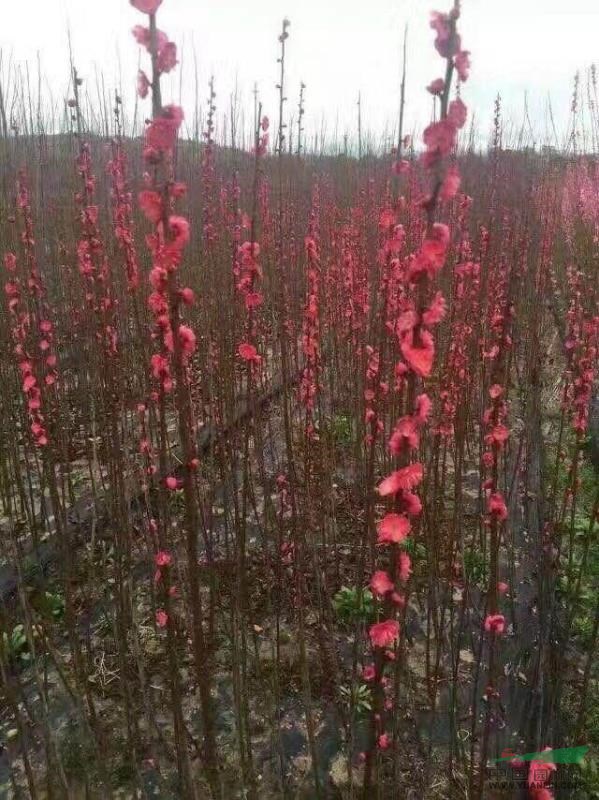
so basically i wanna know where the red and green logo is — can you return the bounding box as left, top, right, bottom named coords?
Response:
left=493, top=745, right=590, bottom=765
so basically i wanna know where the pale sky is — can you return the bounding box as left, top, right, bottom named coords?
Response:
left=1, top=0, right=598, bottom=150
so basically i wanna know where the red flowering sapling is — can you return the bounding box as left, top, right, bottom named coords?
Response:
left=362, top=5, right=468, bottom=788
left=132, top=0, right=220, bottom=791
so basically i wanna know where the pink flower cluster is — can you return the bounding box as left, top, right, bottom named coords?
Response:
left=484, top=613, right=506, bottom=636
left=564, top=288, right=598, bottom=435
left=421, top=11, right=470, bottom=173
left=3, top=176, right=59, bottom=449
left=236, top=239, right=264, bottom=367
left=132, top=7, right=178, bottom=99
left=300, top=190, right=322, bottom=430
left=3, top=252, right=50, bottom=448
left=143, top=210, right=194, bottom=392
left=236, top=241, right=264, bottom=313
left=255, top=115, right=270, bottom=157
left=134, top=3, right=195, bottom=396
left=235, top=117, right=269, bottom=372
left=429, top=9, right=470, bottom=76
left=437, top=223, right=480, bottom=437
left=108, top=142, right=140, bottom=291
left=140, top=104, right=184, bottom=165
left=482, top=387, right=510, bottom=527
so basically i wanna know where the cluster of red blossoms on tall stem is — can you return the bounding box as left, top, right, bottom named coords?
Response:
left=3, top=175, right=59, bottom=449
left=365, top=0, right=468, bottom=766
left=478, top=216, right=513, bottom=642
left=133, top=0, right=178, bottom=101
left=108, top=119, right=141, bottom=293
left=300, top=186, right=322, bottom=435
left=562, top=262, right=598, bottom=437
left=436, top=194, right=479, bottom=437
left=131, top=0, right=194, bottom=611
left=74, top=136, right=119, bottom=357
left=235, top=114, right=269, bottom=368
left=236, top=236, right=264, bottom=367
